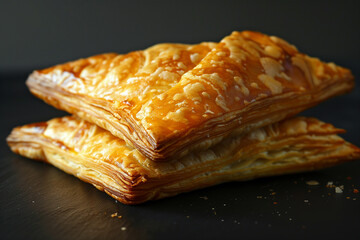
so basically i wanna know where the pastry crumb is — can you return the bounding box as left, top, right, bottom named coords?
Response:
left=111, top=212, right=118, bottom=218
left=121, top=227, right=126, bottom=231
left=326, top=181, right=334, bottom=187
left=199, top=196, right=208, bottom=200
left=306, top=180, right=319, bottom=186
left=335, top=187, right=343, bottom=193
left=211, top=207, right=217, bottom=215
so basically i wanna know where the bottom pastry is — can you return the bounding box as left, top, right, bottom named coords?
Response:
left=7, top=116, right=360, bottom=204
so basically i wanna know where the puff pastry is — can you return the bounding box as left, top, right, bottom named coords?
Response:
left=26, top=31, right=354, bottom=161
left=7, top=116, right=360, bottom=204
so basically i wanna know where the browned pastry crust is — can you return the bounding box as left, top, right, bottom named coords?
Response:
left=7, top=116, right=360, bottom=204
left=26, top=31, right=354, bottom=161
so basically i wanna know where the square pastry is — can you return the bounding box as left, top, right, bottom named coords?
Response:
left=7, top=117, right=360, bottom=204
left=26, top=31, right=354, bottom=161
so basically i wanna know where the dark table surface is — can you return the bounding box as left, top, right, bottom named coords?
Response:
left=1, top=0, right=360, bottom=239
left=0, top=66, right=360, bottom=240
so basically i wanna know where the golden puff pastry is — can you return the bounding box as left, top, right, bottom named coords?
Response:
left=26, top=31, right=354, bottom=161
left=7, top=116, right=360, bottom=204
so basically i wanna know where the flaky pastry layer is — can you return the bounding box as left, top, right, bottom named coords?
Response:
left=26, top=31, right=354, bottom=161
left=7, top=116, right=360, bottom=204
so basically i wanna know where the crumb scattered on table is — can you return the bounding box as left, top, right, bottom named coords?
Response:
left=326, top=181, right=334, bottom=187
left=306, top=180, right=320, bottom=186
left=111, top=212, right=122, bottom=219
left=335, top=187, right=343, bottom=193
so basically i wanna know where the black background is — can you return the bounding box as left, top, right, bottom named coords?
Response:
left=1, top=1, right=360, bottom=239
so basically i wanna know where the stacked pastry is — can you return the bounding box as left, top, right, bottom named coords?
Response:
left=7, top=31, right=360, bottom=204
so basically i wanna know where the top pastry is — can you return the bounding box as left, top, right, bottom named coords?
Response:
left=26, top=31, right=354, bottom=161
